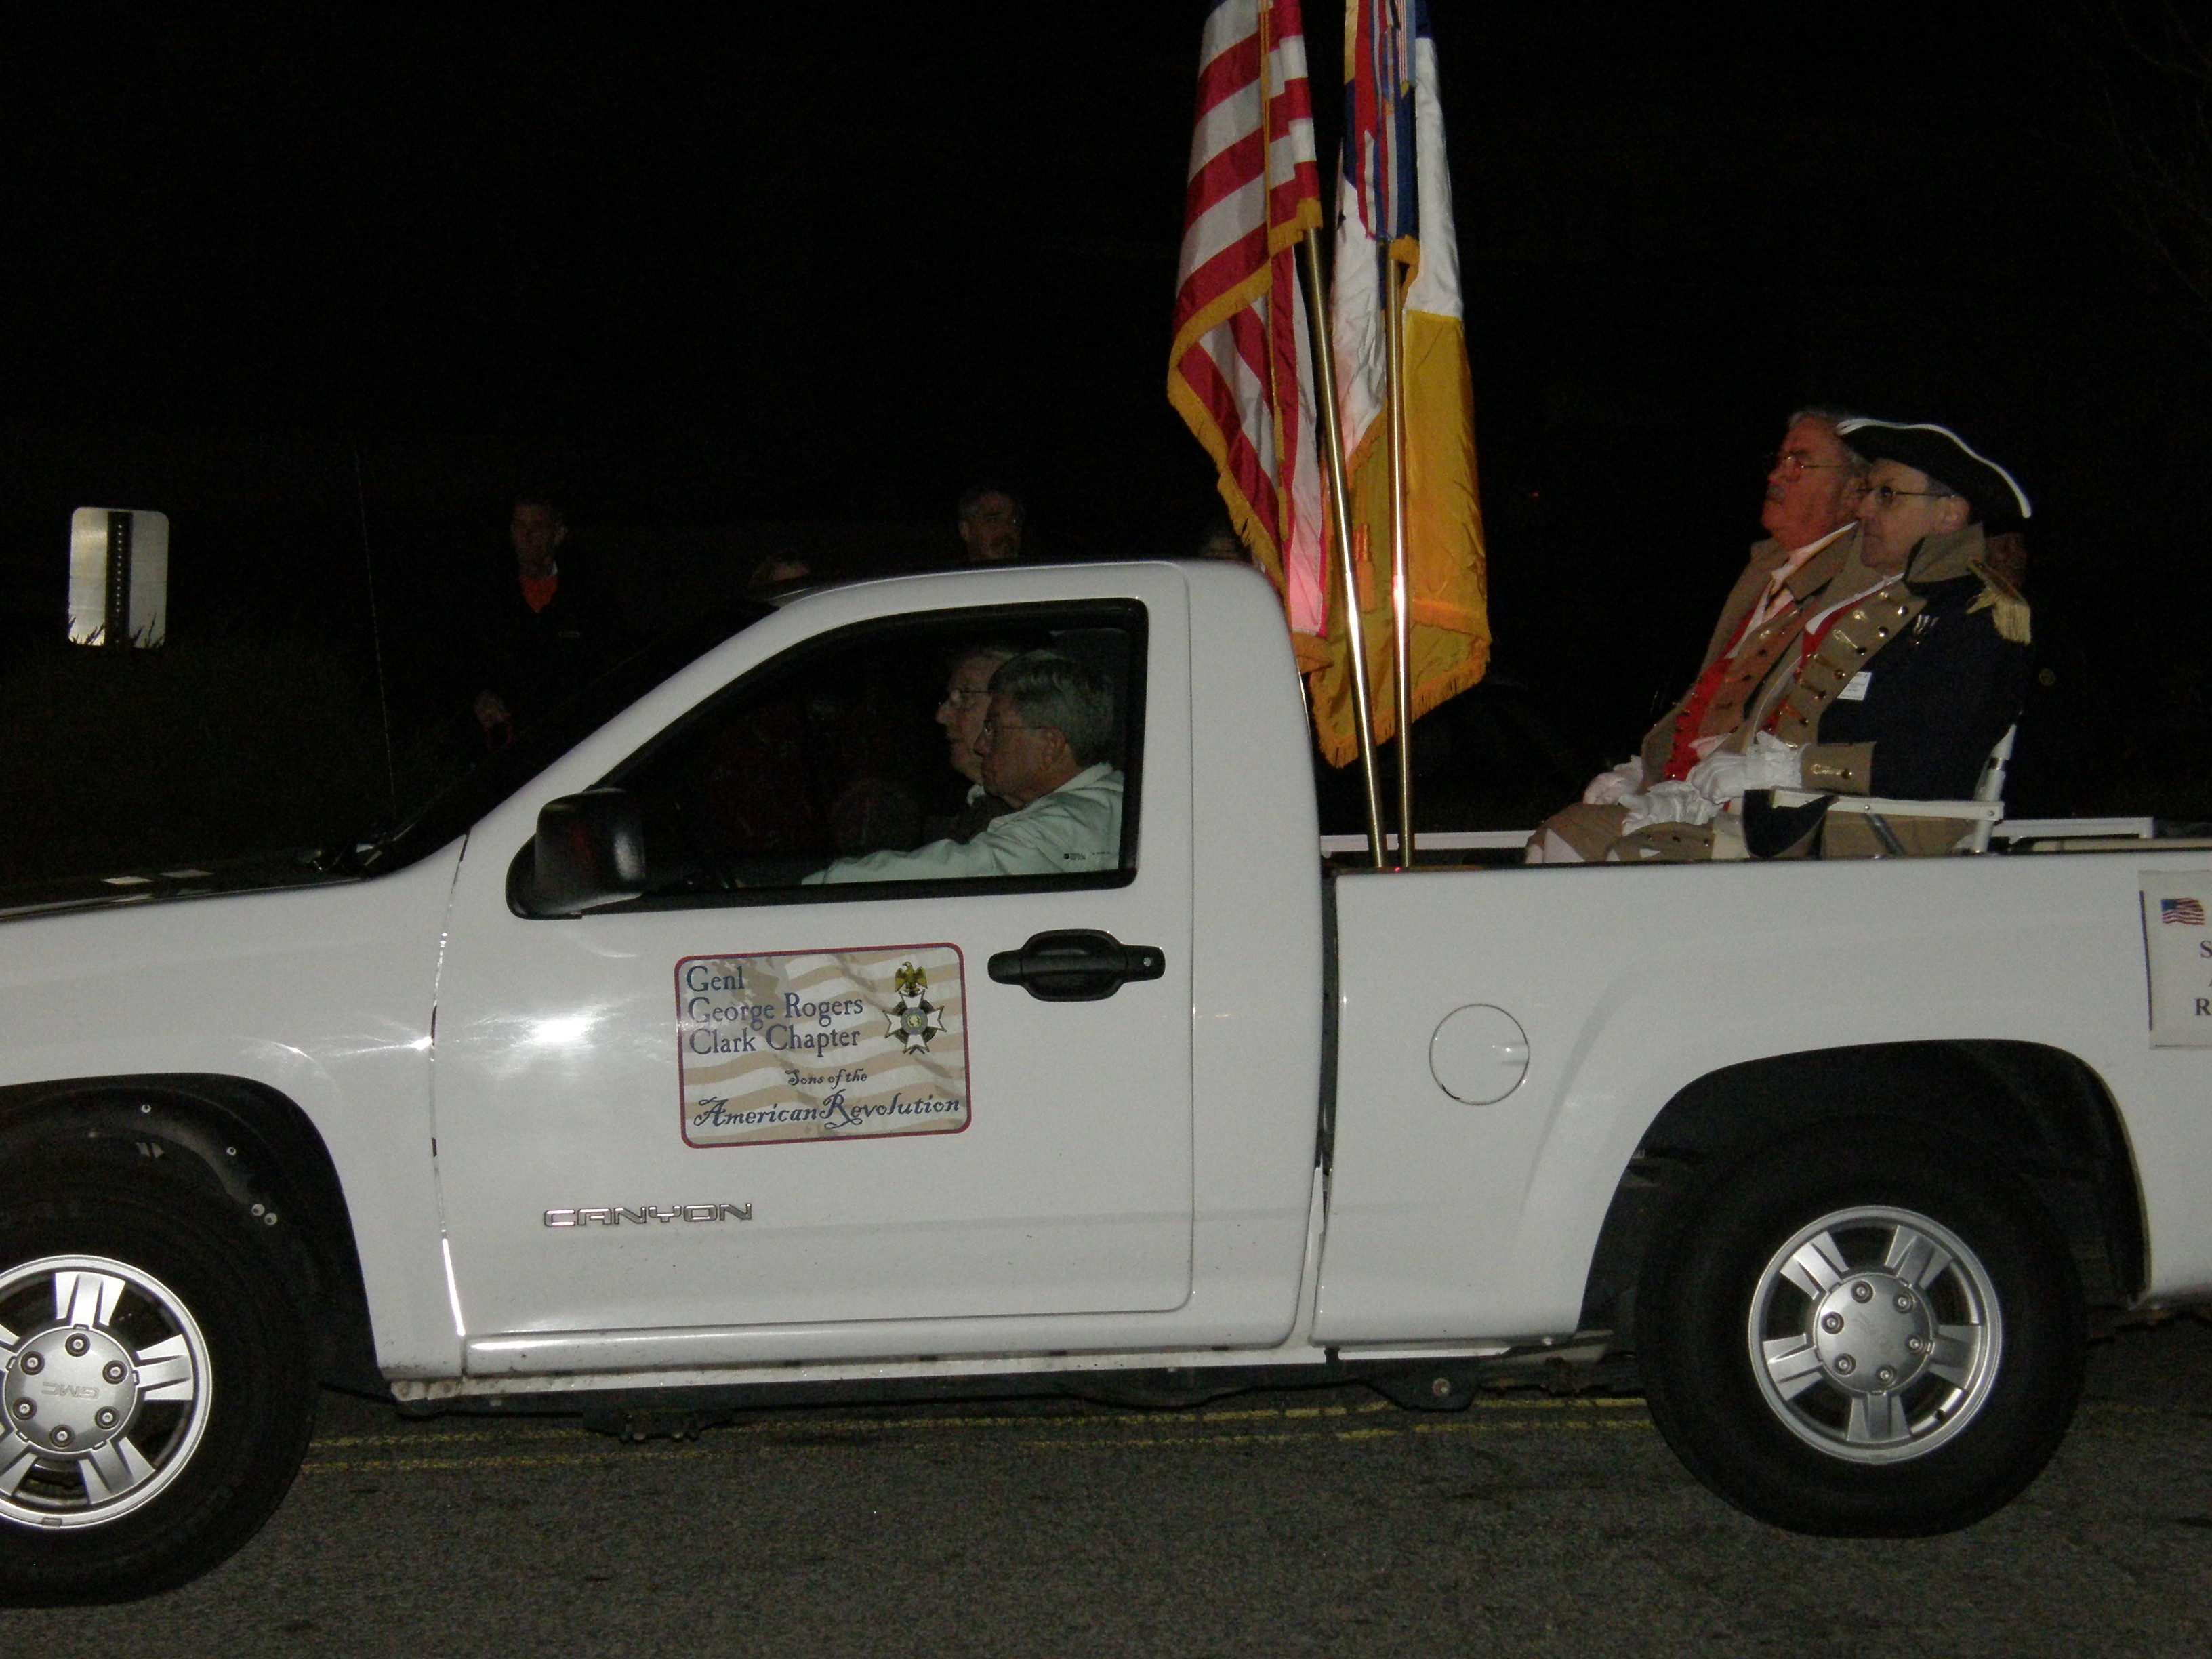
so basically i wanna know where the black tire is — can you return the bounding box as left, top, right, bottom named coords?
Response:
left=1637, top=1123, right=2084, bottom=1537
left=0, top=1153, right=316, bottom=1605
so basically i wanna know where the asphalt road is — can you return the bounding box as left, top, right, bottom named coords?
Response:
left=6, top=1317, right=2211, bottom=1658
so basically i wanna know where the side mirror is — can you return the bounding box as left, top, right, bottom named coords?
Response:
left=512, top=789, right=648, bottom=917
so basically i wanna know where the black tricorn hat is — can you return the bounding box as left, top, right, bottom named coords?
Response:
left=1835, top=418, right=2032, bottom=524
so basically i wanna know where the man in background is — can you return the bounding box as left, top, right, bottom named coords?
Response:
left=1193, top=518, right=1248, bottom=561
left=745, top=549, right=814, bottom=599
left=471, top=495, right=627, bottom=747
left=956, top=486, right=1026, bottom=565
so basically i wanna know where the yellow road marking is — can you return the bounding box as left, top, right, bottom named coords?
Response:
left=302, top=1403, right=1657, bottom=1477
left=311, top=1392, right=1641, bottom=1453
left=308, top=1389, right=2200, bottom=1479
left=312, top=1428, right=578, bottom=1450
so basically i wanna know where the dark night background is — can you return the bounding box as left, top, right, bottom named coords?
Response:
left=3, top=2, right=2209, bottom=877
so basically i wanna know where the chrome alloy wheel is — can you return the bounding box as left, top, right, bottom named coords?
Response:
left=0, top=1254, right=213, bottom=1529
left=1747, top=1206, right=2001, bottom=1465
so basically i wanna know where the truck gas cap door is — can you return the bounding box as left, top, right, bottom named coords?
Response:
left=988, top=930, right=1167, bottom=1002
left=1429, top=1004, right=1531, bottom=1103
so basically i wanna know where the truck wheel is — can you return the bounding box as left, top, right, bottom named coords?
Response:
left=1637, top=1127, right=2083, bottom=1536
left=0, top=1157, right=315, bottom=1605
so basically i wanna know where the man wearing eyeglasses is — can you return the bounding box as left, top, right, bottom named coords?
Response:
left=1688, top=418, right=2033, bottom=858
left=1528, top=408, right=1871, bottom=862
left=926, top=642, right=1021, bottom=842
left=807, top=651, right=1122, bottom=884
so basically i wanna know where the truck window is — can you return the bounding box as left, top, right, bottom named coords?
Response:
left=609, top=604, right=1143, bottom=903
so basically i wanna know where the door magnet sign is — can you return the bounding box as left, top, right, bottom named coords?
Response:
left=675, top=945, right=970, bottom=1146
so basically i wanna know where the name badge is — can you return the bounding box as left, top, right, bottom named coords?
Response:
left=1837, top=671, right=1872, bottom=702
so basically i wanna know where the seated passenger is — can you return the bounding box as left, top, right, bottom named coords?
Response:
left=806, top=651, right=1122, bottom=884
left=1528, top=407, right=1870, bottom=863
left=1688, top=417, right=2033, bottom=859
left=922, top=641, right=1021, bottom=844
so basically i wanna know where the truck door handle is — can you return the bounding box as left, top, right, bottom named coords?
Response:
left=987, top=930, right=1166, bottom=1002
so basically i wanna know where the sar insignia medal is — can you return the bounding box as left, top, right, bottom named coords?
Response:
left=887, top=960, right=948, bottom=1055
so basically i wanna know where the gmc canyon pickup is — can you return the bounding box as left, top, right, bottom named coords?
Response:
left=1, top=560, right=2198, bottom=1600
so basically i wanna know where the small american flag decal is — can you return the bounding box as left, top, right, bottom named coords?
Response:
left=2160, top=897, right=2206, bottom=925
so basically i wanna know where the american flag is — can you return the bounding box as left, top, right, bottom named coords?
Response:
left=1168, top=0, right=1329, bottom=639
left=2162, top=897, right=2205, bottom=925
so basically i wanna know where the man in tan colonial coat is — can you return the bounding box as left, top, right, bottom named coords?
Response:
left=1528, top=408, right=1870, bottom=863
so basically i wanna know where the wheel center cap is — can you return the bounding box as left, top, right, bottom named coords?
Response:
left=2, top=1324, right=140, bottom=1455
left=1809, top=1273, right=1934, bottom=1395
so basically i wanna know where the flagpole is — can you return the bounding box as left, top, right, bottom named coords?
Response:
left=1298, top=230, right=1388, bottom=869
left=1383, top=248, right=1415, bottom=867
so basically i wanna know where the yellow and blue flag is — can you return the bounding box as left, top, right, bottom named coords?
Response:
left=1311, top=0, right=1490, bottom=764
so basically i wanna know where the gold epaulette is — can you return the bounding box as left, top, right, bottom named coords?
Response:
left=1965, top=557, right=2032, bottom=645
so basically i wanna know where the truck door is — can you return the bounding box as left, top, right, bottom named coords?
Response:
left=429, top=581, right=1195, bottom=1363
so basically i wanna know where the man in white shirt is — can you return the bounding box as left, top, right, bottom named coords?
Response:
left=808, top=651, right=1122, bottom=884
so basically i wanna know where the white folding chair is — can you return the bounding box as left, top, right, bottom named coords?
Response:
left=1770, top=726, right=2014, bottom=855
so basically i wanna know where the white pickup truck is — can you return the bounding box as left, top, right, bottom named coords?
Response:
left=2, top=559, right=2204, bottom=1601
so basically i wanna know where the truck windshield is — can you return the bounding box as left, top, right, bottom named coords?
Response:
left=359, top=598, right=773, bottom=877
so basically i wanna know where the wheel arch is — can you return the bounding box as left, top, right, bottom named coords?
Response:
left=0, top=1073, right=380, bottom=1392
left=1578, top=1040, right=2146, bottom=1340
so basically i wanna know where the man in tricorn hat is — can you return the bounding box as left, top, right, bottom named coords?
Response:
left=1688, top=417, right=2034, bottom=857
